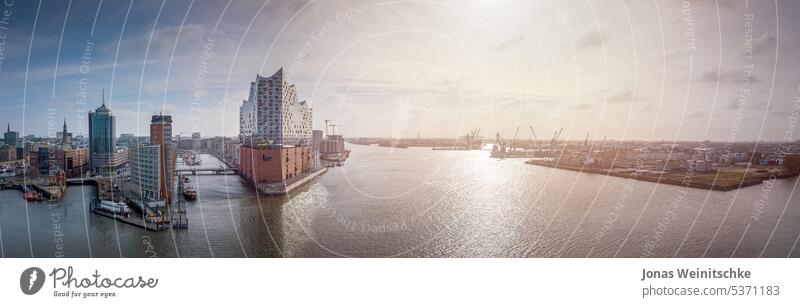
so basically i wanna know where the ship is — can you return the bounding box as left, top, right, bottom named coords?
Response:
left=183, top=178, right=197, bottom=200
left=98, top=200, right=131, bottom=217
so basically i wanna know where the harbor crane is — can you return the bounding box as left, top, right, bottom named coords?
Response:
left=508, top=126, right=520, bottom=151
left=494, top=132, right=507, bottom=155
left=529, top=125, right=541, bottom=152
left=550, top=128, right=563, bottom=148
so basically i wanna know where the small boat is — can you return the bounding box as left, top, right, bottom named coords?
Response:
left=99, top=200, right=131, bottom=217
left=24, top=191, right=42, bottom=202
left=183, top=183, right=197, bottom=201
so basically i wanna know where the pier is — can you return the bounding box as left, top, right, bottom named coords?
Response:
left=256, top=167, right=328, bottom=195
left=90, top=208, right=167, bottom=231
left=89, top=199, right=183, bottom=232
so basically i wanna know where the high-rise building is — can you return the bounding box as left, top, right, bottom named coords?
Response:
left=239, top=68, right=312, bottom=146
left=4, top=123, right=19, bottom=147
left=150, top=114, right=176, bottom=205
left=88, top=92, right=122, bottom=175
left=128, top=144, right=163, bottom=204
left=89, top=96, right=115, bottom=155
left=238, top=68, right=314, bottom=186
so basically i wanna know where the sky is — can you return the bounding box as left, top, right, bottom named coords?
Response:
left=0, top=0, right=798, bottom=142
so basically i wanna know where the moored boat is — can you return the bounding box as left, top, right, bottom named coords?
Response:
left=99, top=200, right=131, bottom=217
left=183, top=181, right=197, bottom=200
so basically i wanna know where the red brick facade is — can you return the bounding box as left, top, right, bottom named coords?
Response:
left=239, top=145, right=312, bottom=184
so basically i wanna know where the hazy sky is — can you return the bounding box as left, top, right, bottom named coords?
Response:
left=0, top=0, right=798, bottom=142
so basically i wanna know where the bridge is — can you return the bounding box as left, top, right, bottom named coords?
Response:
left=175, top=167, right=238, bottom=176
left=65, top=176, right=110, bottom=186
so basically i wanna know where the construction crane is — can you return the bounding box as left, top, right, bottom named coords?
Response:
left=459, top=128, right=481, bottom=149
left=557, top=128, right=563, bottom=143
left=529, top=125, right=539, bottom=152
left=508, top=126, right=520, bottom=152
left=494, top=132, right=507, bottom=155
left=584, top=133, right=589, bottom=147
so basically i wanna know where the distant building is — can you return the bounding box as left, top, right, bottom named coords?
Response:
left=150, top=114, right=176, bottom=204
left=231, top=142, right=240, bottom=166
left=693, top=147, right=715, bottom=162
left=690, top=159, right=715, bottom=172
left=239, top=68, right=312, bottom=146
left=0, top=144, right=16, bottom=162
left=118, top=133, right=136, bottom=148
left=749, top=152, right=763, bottom=166
left=784, top=153, right=800, bottom=175
left=57, top=119, right=73, bottom=146
left=312, top=130, right=323, bottom=153
left=52, top=147, right=89, bottom=178
left=37, top=146, right=51, bottom=174
left=191, top=132, right=202, bottom=149
left=178, top=139, right=195, bottom=150
left=4, top=123, right=19, bottom=147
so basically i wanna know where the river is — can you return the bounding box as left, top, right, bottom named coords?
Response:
left=1, top=144, right=798, bottom=257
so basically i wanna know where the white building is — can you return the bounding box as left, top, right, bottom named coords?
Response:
left=128, top=144, right=162, bottom=202
left=239, top=68, right=312, bottom=146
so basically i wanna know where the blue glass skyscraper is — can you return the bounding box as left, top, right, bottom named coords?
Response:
left=88, top=91, right=117, bottom=174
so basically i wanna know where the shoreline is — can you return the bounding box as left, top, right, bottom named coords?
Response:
left=525, top=160, right=797, bottom=191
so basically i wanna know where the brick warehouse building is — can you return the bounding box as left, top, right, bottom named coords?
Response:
left=239, top=145, right=312, bottom=184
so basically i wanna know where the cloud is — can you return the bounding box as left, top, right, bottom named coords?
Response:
left=99, top=24, right=216, bottom=62
left=698, top=68, right=760, bottom=84
left=574, top=27, right=604, bottom=51
left=685, top=111, right=707, bottom=119
left=604, top=89, right=634, bottom=104
left=693, top=0, right=735, bottom=9
left=721, top=96, right=767, bottom=111
left=489, top=34, right=524, bottom=52
left=747, top=33, right=778, bottom=57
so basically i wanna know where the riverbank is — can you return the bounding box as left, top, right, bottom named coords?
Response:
left=255, top=167, right=328, bottom=195
left=525, top=159, right=797, bottom=191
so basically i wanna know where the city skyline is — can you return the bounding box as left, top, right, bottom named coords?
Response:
left=0, top=0, right=799, bottom=142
